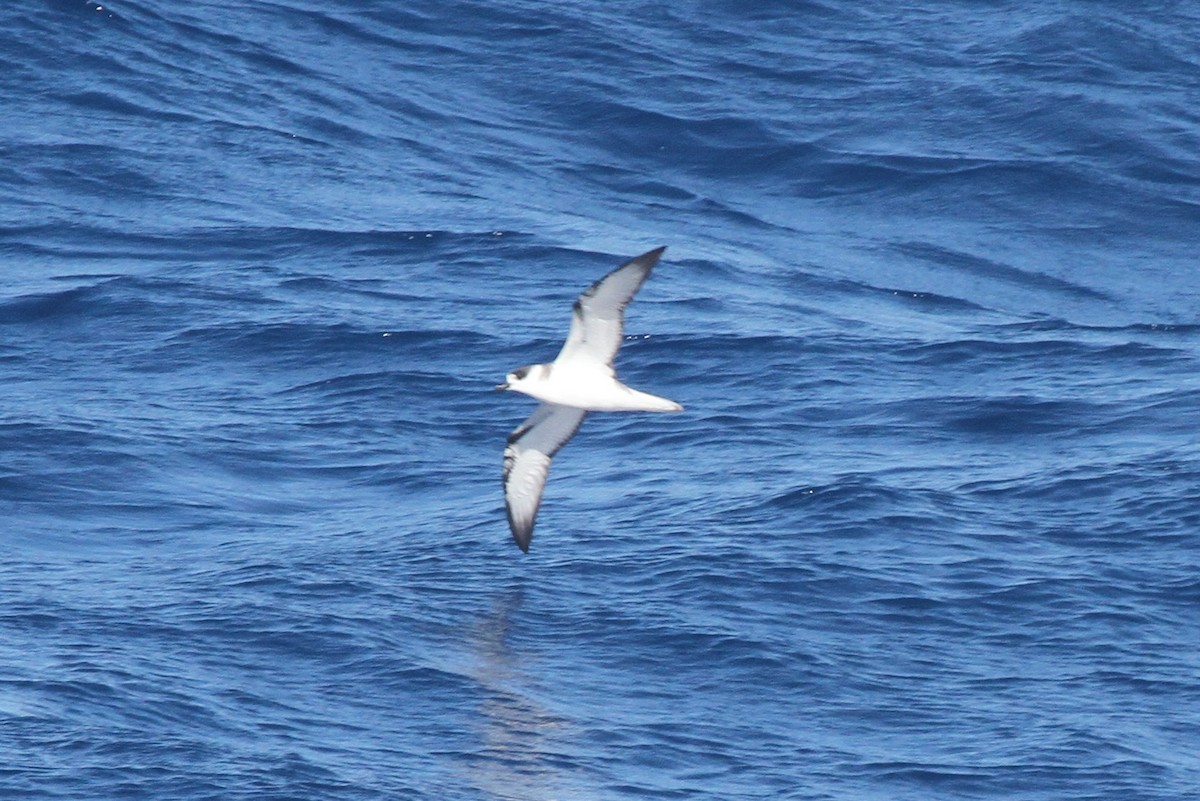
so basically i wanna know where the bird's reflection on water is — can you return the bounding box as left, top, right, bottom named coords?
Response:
left=456, top=583, right=595, bottom=801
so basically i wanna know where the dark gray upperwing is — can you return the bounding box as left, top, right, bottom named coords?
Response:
left=554, top=246, right=666, bottom=368
left=502, top=403, right=587, bottom=552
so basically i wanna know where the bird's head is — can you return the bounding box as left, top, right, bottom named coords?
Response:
left=495, top=364, right=544, bottom=394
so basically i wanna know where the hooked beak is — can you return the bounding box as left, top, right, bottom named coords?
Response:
left=495, top=383, right=509, bottom=392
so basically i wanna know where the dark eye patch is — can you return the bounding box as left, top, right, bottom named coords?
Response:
left=513, top=366, right=530, bottom=380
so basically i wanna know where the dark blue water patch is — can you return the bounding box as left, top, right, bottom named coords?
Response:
left=801, top=152, right=1100, bottom=207
left=154, top=322, right=488, bottom=371
left=750, top=254, right=992, bottom=319
left=895, top=336, right=1191, bottom=369
left=183, top=610, right=370, bottom=667
left=0, top=142, right=168, bottom=200
left=0, top=283, right=106, bottom=325
left=643, top=334, right=820, bottom=394
left=0, top=225, right=254, bottom=263
left=60, top=88, right=194, bottom=125
left=895, top=241, right=1114, bottom=301
left=281, top=369, right=430, bottom=404
left=873, top=285, right=990, bottom=314
left=44, top=0, right=120, bottom=20
left=994, top=317, right=1199, bottom=335
left=1000, top=13, right=1198, bottom=83
left=889, top=395, right=1111, bottom=438
left=669, top=194, right=780, bottom=233
left=560, top=165, right=699, bottom=206
left=226, top=227, right=527, bottom=262
left=767, top=475, right=912, bottom=516
left=0, top=419, right=151, bottom=492
left=0, top=276, right=184, bottom=327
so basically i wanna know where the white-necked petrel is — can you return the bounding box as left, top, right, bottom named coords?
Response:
left=496, top=246, right=683, bottom=552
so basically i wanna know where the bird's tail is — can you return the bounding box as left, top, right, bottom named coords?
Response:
left=620, top=386, right=684, bottom=412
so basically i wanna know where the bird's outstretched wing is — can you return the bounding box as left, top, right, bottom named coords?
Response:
left=554, top=246, right=666, bottom=369
left=503, top=403, right=587, bottom=552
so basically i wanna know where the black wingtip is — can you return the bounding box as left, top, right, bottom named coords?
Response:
left=507, top=506, right=533, bottom=552
left=635, top=245, right=667, bottom=263
left=512, top=530, right=531, bottom=553
left=608, top=246, right=666, bottom=281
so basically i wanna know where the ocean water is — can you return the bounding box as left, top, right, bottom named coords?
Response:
left=2, top=1, right=1199, bottom=799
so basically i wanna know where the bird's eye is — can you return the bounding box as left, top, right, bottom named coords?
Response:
left=513, top=366, right=529, bottom=380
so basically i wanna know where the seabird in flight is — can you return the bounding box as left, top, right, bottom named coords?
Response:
left=496, top=246, right=682, bottom=552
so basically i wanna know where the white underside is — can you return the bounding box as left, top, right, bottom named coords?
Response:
left=512, top=364, right=682, bottom=412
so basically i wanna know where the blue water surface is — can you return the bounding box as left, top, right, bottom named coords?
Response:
left=2, top=1, right=1199, bottom=799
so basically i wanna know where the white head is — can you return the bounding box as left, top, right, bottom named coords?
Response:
left=496, top=363, right=550, bottom=396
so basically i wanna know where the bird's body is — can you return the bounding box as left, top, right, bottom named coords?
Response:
left=497, top=246, right=682, bottom=552
left=501, top=361, right=681, bottom=412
